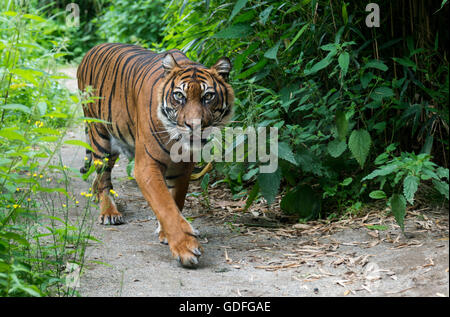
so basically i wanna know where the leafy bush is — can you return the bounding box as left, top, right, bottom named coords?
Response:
left=0, top=3, right=96, bottom=296
left=96, top=0, right=166, bottom=46
left=158, top=0, right=449, bottom=227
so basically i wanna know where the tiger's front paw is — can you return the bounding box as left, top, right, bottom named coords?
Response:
left=169, top=232, right=202, bottom=268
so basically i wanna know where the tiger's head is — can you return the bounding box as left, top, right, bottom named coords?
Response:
left=157, top=53, right=234, bottom=149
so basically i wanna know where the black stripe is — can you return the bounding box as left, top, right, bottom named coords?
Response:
left=144, top=144, right=167, bottom=170
left=165, top=174, right=183, bottom=180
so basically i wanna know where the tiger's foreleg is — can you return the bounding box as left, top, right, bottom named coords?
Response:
left=134, top=158, right=202, bottom=268
left=157, top=164, right=196, bottom=244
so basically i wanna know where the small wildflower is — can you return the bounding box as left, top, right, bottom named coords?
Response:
left=50, top=116, right=54, bottom=119
left=63, top=204, right=67, bottom=207
left=27, top=198, right=31, bottom=202
left=85, top=193, right=93, bottom=198
left=75, top=200, right=79, bottom=204
left=80, top=192, right=86, bottom=196
left=39, top=174, right=43, bottom=178
left=13, top=204, right=20, bottom=209
left=109, top=189, right=119, bottom=197
left=16, top=188, right=20, bottom=192
left=64, top=165, right=67, bottom=169
left=104, top=157, right=109, bottom=162
left=84, top=156, right=88, bottom=161
left=33, top=173, right=37, bottom=177
left=94, top=160, right=103, bottom=166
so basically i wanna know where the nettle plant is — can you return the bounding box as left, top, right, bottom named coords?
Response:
left=363, top=144, right=449, bottom=232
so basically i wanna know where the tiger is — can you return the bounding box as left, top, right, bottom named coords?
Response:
left=77, top=43, right=234, bottom=268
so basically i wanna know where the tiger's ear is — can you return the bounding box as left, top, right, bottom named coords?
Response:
left=162, top=53, right=179, bottom=75
left=212, top=57, right=232, bottom=82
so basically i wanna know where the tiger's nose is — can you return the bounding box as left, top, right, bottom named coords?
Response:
left=184, top=118, right=202, bottom=131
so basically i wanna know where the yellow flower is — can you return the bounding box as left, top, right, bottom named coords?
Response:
left=85, top=193, right=93, bottom=197
left=84, top=156, right=88, bottom=161
left=80, top=192, right=86, bottom=196
left=62, top=204, right=67, bottom=207
left=75, top=200, right=79, bottom=204
left=109, top=189, right=118, bottom=197
left=104, top=157, right=109, bottom=162
left=27, top=198, right=31, bottom=202
left=94, top=160, right=103, bottom=166
left=16, top=188, right=20, bottom=192
left=33, top=173, right=37, bottom=177
left=39, top=174, right=43, bottom=178
left=13, top=204, right=20, bottom=209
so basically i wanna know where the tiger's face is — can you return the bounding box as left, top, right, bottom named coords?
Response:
left=157, top=54, right=234, bottom=148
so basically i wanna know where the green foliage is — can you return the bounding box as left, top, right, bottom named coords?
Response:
left=95, top=0, right=165, bottom=46
left=363, top=146, right=449, bottom=231
left=159, top=0, right=448, bottom=226
left=0, top=4, right=96, bottom=296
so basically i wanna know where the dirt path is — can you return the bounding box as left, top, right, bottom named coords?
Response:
left=58, top=67, right=449, bottom=297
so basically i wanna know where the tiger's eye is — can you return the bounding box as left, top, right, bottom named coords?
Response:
left=203, top=92, right=215, bottom=101
left=173, top=92, right=184, bottom=100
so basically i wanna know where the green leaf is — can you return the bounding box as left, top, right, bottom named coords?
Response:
left=348, top=129, right=371, bottom=168
left=369, top=190, right=387, bottom=199
left=64, top=139, right=94, bottom=152
left=304, top=55, right=333, bottom=76
left=364, top=60, right=388, bottom=71
left=229, top=0, right=249, bottom=22
left=342, top=2, right=348, bottom=24
left=403, top=175, right=419, bottom=204
left=284, top=23, right=310, bottom=52
left=37, top=101, right=47, bottom=116
left=280, top=185, right=321, bottom=219
left=338, top=52, right=350, bottom=78
left=244, top=182, right=260, bottom=211
left=22, top=13, right=47, bottom=23
left=390, top=194, right=406, bottom=232
left=370, top=87, right=394, bottom=101
left=213, top=23, right=252, bottom=39
left=257, top=168, right=281, bottom=205
left=366, top=225, right=388, bottom=231
left=278, top=142, right=298, bottom=165
left=0, top=104, right=31, bottom=114
left=335, top=111, right=349, bottom=141
left=201, top=173, right=210, bottom=191
left=327, top=139, right=347, bottom=158
left=126, top=159, right=135, bottom=178
left=264, top=41, right=281, bottom=60
left=235, top=58, right=268, bottom=79
left=341, top=177, right=353, bottom=186
left=0, top=128, right=26, bottom=142
left=432, top=180, right=449, bottom=200
left=259, top=5, right=273, bottom=25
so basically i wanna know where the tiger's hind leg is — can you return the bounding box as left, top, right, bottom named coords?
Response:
left=87, top=123, right=124, bottom=225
